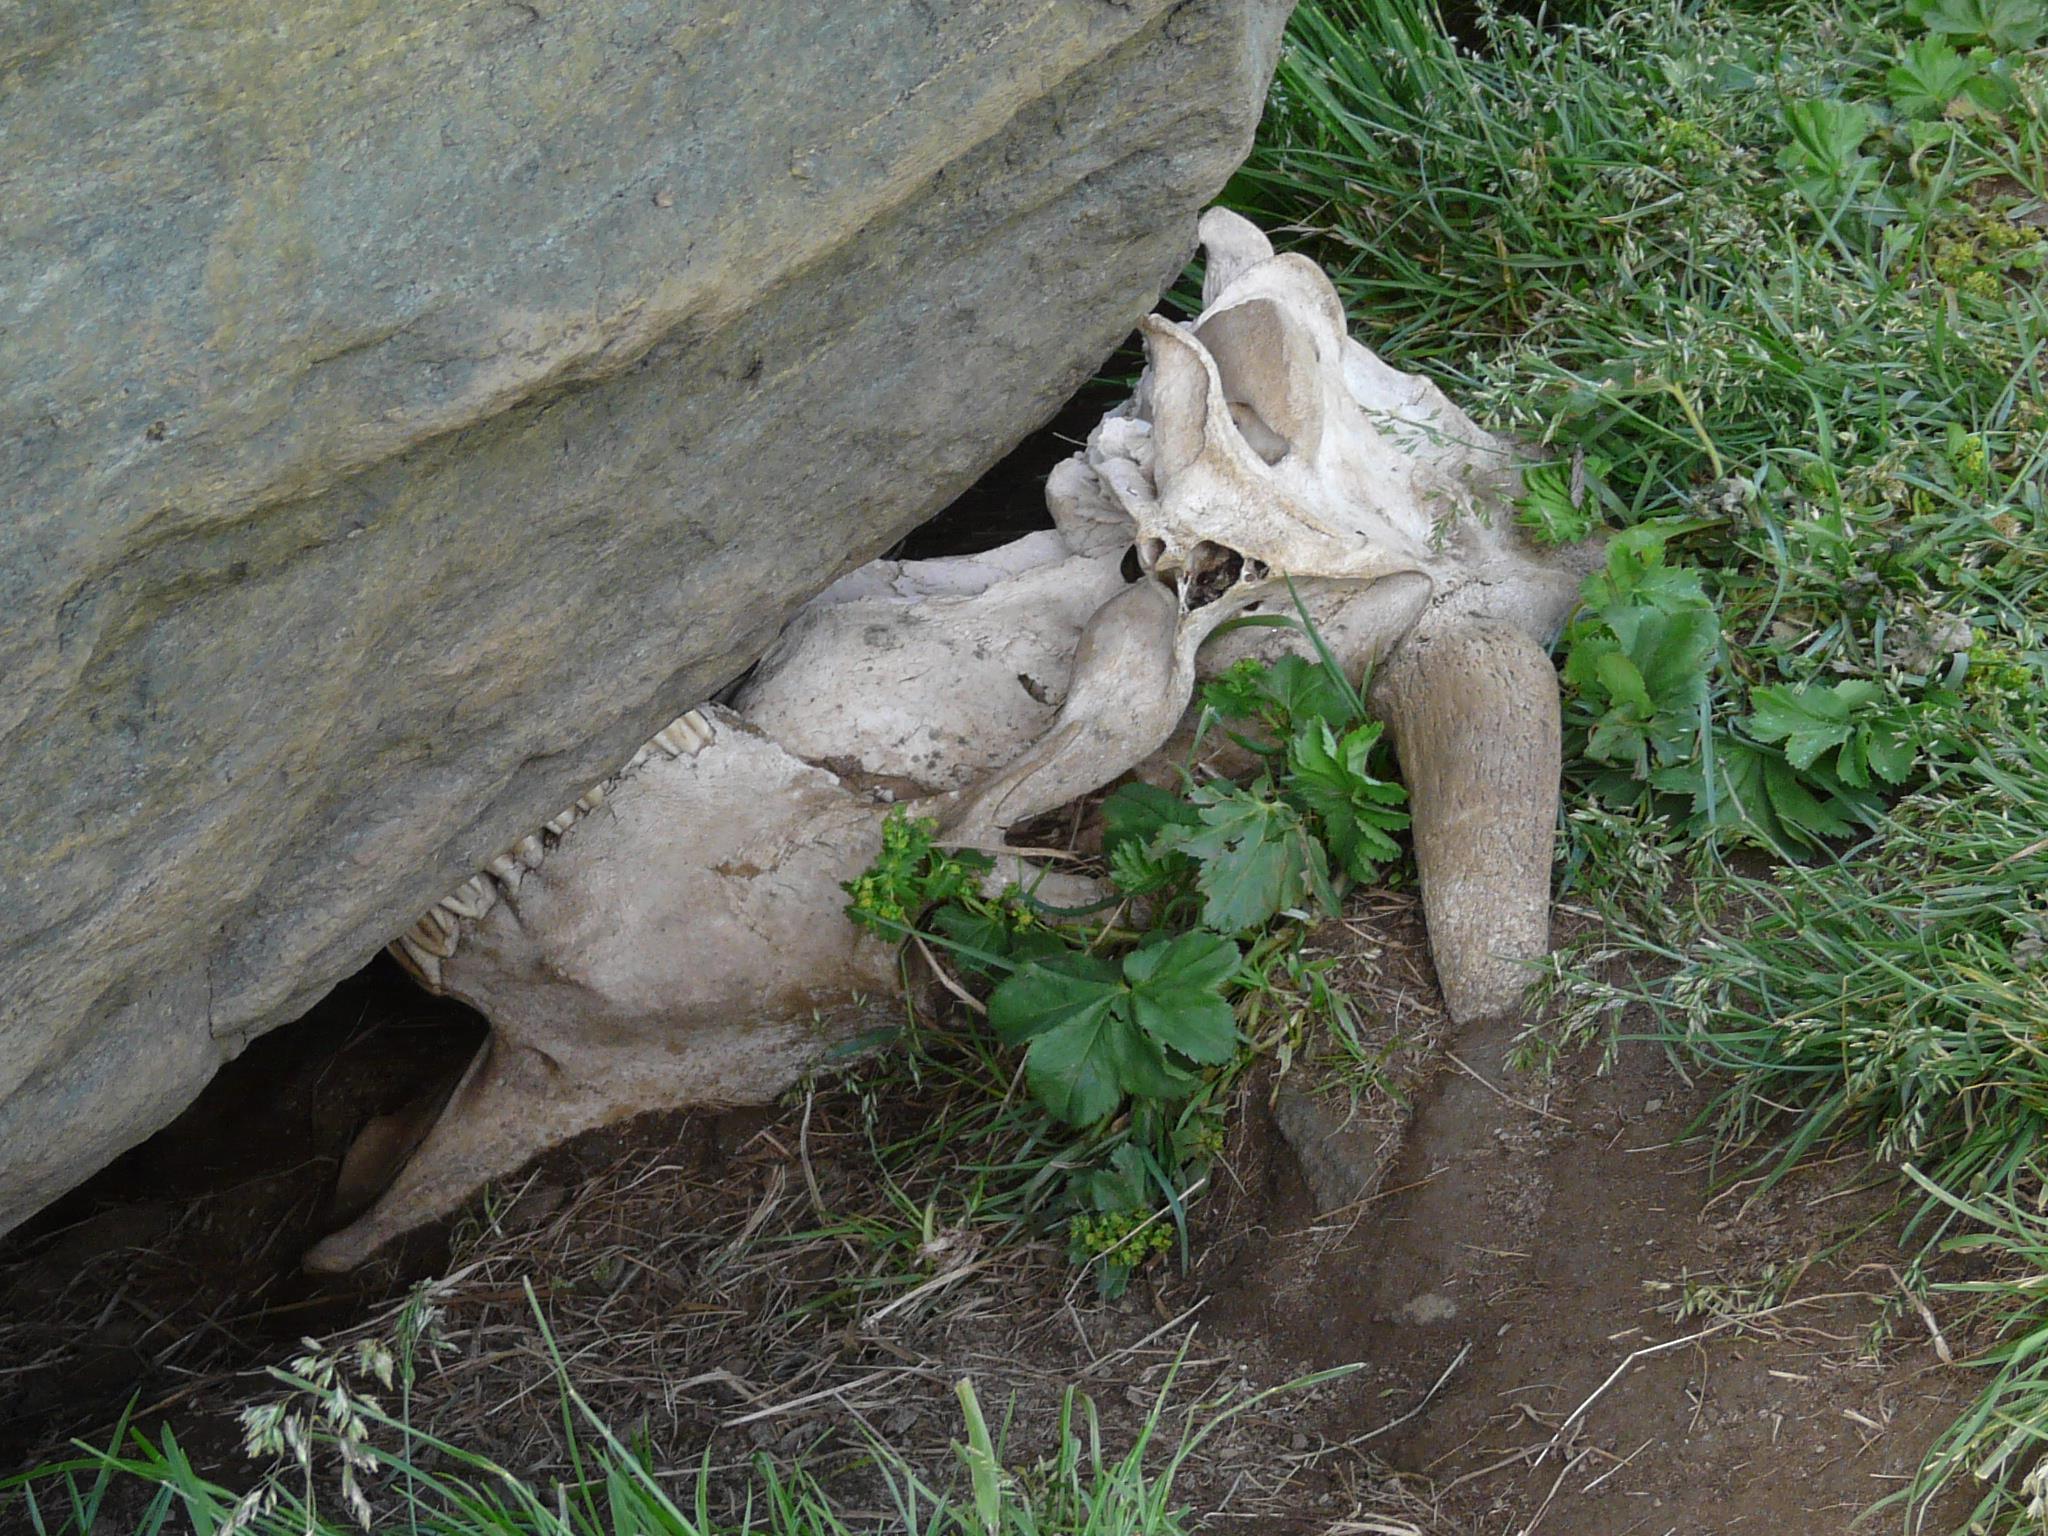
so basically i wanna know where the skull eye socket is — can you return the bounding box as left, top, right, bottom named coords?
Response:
left=1183, top=544, right=1245, bottom=609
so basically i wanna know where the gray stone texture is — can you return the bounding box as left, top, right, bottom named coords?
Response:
left=0, top=0, right=1293, bottom=1234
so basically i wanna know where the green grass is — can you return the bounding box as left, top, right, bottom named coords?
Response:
left=1233, top=0, right=2048, bottom=831
left=1228, top=0, right=2048, bottom=1526
left=3, top=1286, right=1337, bottom=1536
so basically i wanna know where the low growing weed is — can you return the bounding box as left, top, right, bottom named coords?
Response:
left=843, top=637, right=1407, bottom=1296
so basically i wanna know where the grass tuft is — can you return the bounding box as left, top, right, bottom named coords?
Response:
left=1233, top=0, right=2048, bottom=1524
left=2, top=1283, right=1352, bottom=1536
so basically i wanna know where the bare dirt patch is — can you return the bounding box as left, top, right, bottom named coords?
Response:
left=1204, top=995, right=1982, bottom=1532
left=0, top=894, right=1989, bottom=1534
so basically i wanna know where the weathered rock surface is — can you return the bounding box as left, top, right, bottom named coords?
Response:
left=0, top=0, right=1293, bottom=1236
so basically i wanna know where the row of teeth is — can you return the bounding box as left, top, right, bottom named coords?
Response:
left=390, top=709, right=717, bottom=988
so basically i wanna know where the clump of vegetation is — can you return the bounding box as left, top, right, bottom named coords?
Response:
left=5, top=1284, right=1330, bottom=1536
left=1229, top=0, right=2048, bottom=1523
left=844, top=633, right=1407, bottom=1296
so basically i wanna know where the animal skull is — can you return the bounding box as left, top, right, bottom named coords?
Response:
left=305, top=210, right=1598, bottom=1272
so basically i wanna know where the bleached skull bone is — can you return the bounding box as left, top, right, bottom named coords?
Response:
left=311, top=210, right=1599, bottom=1270
left=921, top=208, right=1593, bottom=849
left=1079, top=210, right=1579, bottom=642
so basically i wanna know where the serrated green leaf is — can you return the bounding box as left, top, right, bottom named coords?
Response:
left=1513, top=457, right=1605, bottom=545
left=1762, top=754, right=1858, bottom=844
left=1701, top=735, right=1774, bottom=833
left=1124, top=933, right=1242, bottom=1064
left=1593, top=649, right=1655, bottom=717
left=1586, top=712, right=1652, bottom=771
left=1022, top=1009, right=1146, bottom=1126
left=986, top=953, right=1120, bottom=1047
left=1628, top=608, right=1720, bottom=707
left=987, top=954, right=1195, bottom=1127
left=1586, top=546, right=1709, bottom=624
left=1102, top=1020, right=1199, bottom=1102
left=1199, top=653, right=1361, bottom=744
left=1124, top=930, right=1242, bottom=993
left=1747, top=682, right=1858, bottom=770
left=1745, top=680, right=1913, bottom=792
left=1102, top=782, right=1200, bottom=858
left=1103, top=783, right=1199, bottom=896
left=1887, top=35, right=1981, bottom=117
left=1285, top=718, right=1410, bottom=881
left=1835, top=731, right=1871, bottom=789
left=1779, top=97, right=1874, bottom=179
left=1196, top=658, right=1273, bottom=728
left=1108, top=838, right=1177, bottom=896
left=1688, top=735, right=1887, bottom=852
left=1154, top=782, right=1335, bottom=932
left=1081, top=1144, right=1155, bottom=1213
left=1560, top=629, right=1620, bottom=692
left=1908, top=0, right=2045, bottom=50
left=1263, top=653, right=1361, bottom=731
left=1862, top=725, right=1917, bottom=784
left=986, top=934, right=1238, bottom=1126
left=1564, top=546, right=1720, bottom=781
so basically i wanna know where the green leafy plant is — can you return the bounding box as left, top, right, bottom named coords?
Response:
left=986, top=933, right=1242, bottom=1127
left=1145, top=781, right=1336, bottom=934
left=1560, top=531, right=1720, bottom=782
left=1686, top=733, right=1880, bottom=850
left=1556, top=528, right=1904, bottom=851
left=1776, top=97, right=1884, bottom=218
left=1285, top=718, right=1411, bottom=882
left=1906, top=0, right=2047, bottom=51
left=854, top=644, right=1395, bottom=1059
left=1885, top=34, right=2008, bottom=118
left=1744, top=679, right=1918, bottom=789
left=1514, top=453, right=1609, bottom=547
left=1946, top=423, right=1994, bottom=490
left=1101, top=781, right=1204, bottom=901
left=1197, top=652, right=1360, bottom=752
left=1065, top=1144, right=1179, bottom=1297
left=1103, top=643, right=1410, bottom=932
left=841, top=628, right=1402, bottom=1295
left=844, top=809, right=993, bottom=938
left=1194, top=647, right=1410, bottom=884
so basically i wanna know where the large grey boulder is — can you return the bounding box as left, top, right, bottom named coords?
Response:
left=0, top=0, right=1293, bottom=1236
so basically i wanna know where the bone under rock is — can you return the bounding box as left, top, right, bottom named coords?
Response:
left=734, top=535, right=1126, bottom=790
left=308, top=706, right=903, bottom=1272
left=322, top=206, right=1604, bottom=1269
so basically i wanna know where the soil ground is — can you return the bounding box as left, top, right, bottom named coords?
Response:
left=1203, top=990, right=1981, bottom=1533
left=0, top=891, right=1985, bottom=1534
